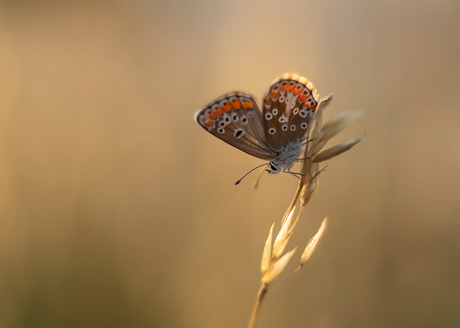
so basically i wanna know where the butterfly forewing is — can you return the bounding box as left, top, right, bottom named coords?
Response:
left=196, top=93, right=275, bottom=160
left=262, top=74, right=319, bottom=150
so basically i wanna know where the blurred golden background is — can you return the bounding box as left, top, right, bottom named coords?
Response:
left=1, top=0, right=460, bottom=327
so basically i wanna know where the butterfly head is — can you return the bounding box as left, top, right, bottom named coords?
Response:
left=267, top=161, right=281, bottom=174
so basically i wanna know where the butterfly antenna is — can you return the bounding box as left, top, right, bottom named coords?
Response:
left=253, top=167, right=265, bottom=189
left=235, top=163, right=268, bottom=185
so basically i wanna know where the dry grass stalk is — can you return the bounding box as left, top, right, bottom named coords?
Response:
left=247, top=95, right=364, bottom=328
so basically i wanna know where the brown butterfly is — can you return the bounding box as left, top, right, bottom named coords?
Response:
left=196, top=74, right=328, bottom=182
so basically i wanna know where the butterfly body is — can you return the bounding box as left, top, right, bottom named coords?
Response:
left=196, top=74, right=320, bottom=175
left=266, top=142, right=304, bottom=174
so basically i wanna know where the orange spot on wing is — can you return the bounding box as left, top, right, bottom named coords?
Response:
left=271, top=91, right=279, bottom=99
left=287, top=85, right=295, bottom=92
left=294, top=88, right=301, bottom=96
left=224, top=103, right=232, bottom=112
left=281, top=85, right=287, bottom=91
left=204, top=121, right=213, bottom=127
left=242, top=101, right=252, bottom=109
left=209, top=113, right=217, bottom=120
left=215, top=107, right=224, bottom=115
left=299, top=94, right=307, bottom=101
left=265, top=97, right=271, bottom=105
left=232, top=99, right=241, bottom=110
left=305, top=101, right=317, bottom=111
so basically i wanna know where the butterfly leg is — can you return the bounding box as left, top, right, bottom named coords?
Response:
left=283, top=161, right=329, bottom=180
left=283, top=171, right=301, bottom=180
left=283, top=167, right=305, bottom=179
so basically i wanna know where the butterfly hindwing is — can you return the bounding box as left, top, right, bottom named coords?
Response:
left=196, top=93, right=275, bottom=160
left=262, top=74, right=319, bottom=150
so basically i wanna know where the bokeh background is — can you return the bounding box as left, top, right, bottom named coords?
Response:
left=1, top=0, right=460, bottom=327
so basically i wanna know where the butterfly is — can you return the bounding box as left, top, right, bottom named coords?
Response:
left=195, top=74, right=326, bottom=182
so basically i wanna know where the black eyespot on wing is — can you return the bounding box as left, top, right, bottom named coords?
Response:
left=234, top=129, right=244, bottom=138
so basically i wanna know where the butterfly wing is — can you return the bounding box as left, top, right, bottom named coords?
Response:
left=262, top=74, right=319, bottom=150
left=196, top=93, right=275, bottom=160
